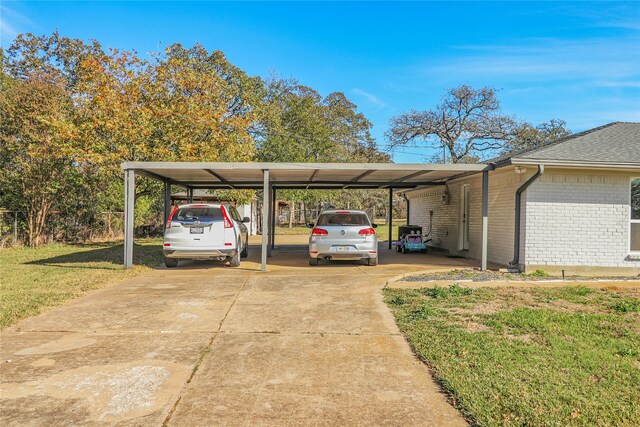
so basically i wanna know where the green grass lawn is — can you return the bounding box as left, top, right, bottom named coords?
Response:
left=0, top=239, right=163, bottom=329
left=384, top=285, right=640, bottom=426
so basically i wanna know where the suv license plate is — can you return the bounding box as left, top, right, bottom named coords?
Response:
left=190, top=227, right=204, bottom=234
left=336, top=246, right=350, bottom=252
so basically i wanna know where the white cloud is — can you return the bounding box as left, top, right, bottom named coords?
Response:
left=421, top=37, right=640, bottom=83
left=353, top=88, right=386, bottom=109
left=594, top=80, right=640, bottom=89
left=1, top=3, right=33, bottom=44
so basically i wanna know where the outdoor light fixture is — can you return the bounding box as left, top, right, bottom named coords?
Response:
left=514, top=166, right=527, bottom=174
left=441, top=189, right=450, bottom=205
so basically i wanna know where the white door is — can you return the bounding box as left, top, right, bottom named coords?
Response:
left=459, top=185, right=470, bottom=250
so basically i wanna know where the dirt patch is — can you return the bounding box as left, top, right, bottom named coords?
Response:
left=1, top=360, right=191, bottom=422
left=503, top=333, right=538, bottom=343
left=459, top=318, right=492, bottom=333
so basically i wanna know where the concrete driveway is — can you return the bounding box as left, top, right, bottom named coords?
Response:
left=1, top=238, right=471, bottom=426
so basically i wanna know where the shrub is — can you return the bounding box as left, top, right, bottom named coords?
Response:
left=528, top=269, right=549, bottom=277
left=612, top=299, right=640, bottom=313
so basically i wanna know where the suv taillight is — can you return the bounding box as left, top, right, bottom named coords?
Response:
left=220, top=206, right=233, bottom=228
left=311, top=228, right=328, bottom=236
left=165, top=205, right=179, bottom=229
left=359, top=228, right=375, bottom=235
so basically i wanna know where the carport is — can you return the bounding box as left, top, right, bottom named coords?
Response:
left=121, top=162, right=492, bottom=272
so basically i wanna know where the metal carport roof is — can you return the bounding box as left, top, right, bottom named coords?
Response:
left=121, top=162, right=488, bottom=189
left=121, top=162, right=493, bottom=272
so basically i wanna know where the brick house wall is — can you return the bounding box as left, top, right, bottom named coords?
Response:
left=406, top=167, right=531, bottom=267
left=524, top=169, right=640, bottom=271
left=405, top=166, right=640, bottom=274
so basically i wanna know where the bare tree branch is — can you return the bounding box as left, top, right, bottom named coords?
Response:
left=386, top=85, right=519, bottom=162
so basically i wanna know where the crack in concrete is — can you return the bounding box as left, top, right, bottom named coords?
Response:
left=161, top=272, right=254, bottom=426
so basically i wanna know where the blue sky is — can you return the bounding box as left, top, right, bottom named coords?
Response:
left=2, top=1, right=639, bottom=162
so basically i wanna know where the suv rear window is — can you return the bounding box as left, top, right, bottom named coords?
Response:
left=317, top=213, right=370, bottom=226
left=175, top=207, right=222, bottom=222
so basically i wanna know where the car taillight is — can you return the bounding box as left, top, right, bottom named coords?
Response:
left=359, top=228, right=376, bottom=235
left=220, top=206, right=233, bottom=228
left=311, top=228, right=328, bottom=236
left=165, top=205, right=179, bottom=229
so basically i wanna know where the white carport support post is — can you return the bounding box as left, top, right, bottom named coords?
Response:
left=124, top=169, right=135, bottom=269
left=261, top=169, right=270, bottom=272
left=480, top=170, right=489, bottom=271
left=163, top=179, right=171, bottom=227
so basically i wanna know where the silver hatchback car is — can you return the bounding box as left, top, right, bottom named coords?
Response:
left=308, top=210, right=378, bottom=266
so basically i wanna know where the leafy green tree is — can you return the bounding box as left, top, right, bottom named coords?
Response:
left=257, top=77, right=385, bottom=163
left=0, top=68, right=80, bottom=245
left=1, top=31, right=393, bottom=242
left=2, top=34, right=266, bottom=243
left=256, top=77, right=390, bottom=225
left=505, top=119, right=571, bottom=154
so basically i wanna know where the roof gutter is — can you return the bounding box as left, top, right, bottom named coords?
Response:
left=510, top=164, right=544, bottom=268
left=511, top=159, right=640, bottom=169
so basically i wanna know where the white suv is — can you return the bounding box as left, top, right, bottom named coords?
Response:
left=163, top=203, right=249, bottom=268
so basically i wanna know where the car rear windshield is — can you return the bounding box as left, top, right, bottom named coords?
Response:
left=316, top=213, right=370, bottom=226
left=175, top=207, right=223, bottom=222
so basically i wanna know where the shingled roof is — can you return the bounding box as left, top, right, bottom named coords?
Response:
left=498, top=122, right=640, bottom=168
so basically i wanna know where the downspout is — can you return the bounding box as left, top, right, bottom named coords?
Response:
left=402, top=194, right=410, bottom=224
left=510, top=164, right=544, bottom=267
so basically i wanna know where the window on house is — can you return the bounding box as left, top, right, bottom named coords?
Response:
left=631, top=179, right=640, bottom=252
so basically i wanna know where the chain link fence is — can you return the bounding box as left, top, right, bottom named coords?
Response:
left=0, top=211, right=137, bottom=247
left=0, top=211, right=20, bottom=247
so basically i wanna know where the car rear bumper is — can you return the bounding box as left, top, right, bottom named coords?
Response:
left=163, top=247, right=236, bottom=259
left=309, top=242, right=378, bottom=259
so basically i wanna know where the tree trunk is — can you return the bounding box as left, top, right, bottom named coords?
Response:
left=26, top=195, right=51, bottom=247
left=302, top=201, right=308, bottom=225
left=288, top=201, right=294, bottom=228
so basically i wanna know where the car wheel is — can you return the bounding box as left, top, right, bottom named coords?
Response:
left=308, top=257, right=319, bottom=266
left=241, top=242, right=248, bottom=258
left=229, top=249, right=241, bottom=267
left=368, top=256, right=378, bottom=266
left=165, top=257, right=178, bottom=268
